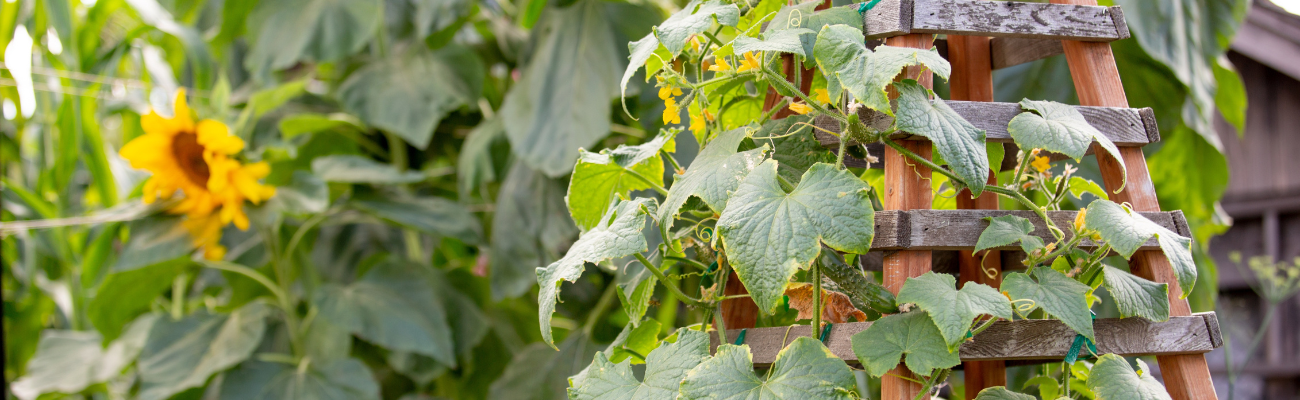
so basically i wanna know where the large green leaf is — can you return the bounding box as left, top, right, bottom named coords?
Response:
left=621, top=33, right=664, bottom=101
left=852, top=311, right=960, bottom=377
left=137, top=303, right=269, bottom=400
left=351, top=194, right=482, bottom=244
left=488, top=333, right=601, bottom=400
left=813, top=24, right=869, bottom=104
left=973, top=387, right=1036, bottom=400
left=311, top=155, right=425, bottom=184
left=655, top=0, right=740, bottom=57
left=218, top=358, right=380, bottom=400
left=570, top=329, right=710, bottom=399
left=458, top=117, right=505, bottom=195
left=11, top=315, right=154, bottom=400
left=1007, top=99, right=1126, bottom=188
left=1084, top=200, right=1197, bottom=296
left=501, top=0, right=622, bottom=177
left=760, top=115, right=835, bottom=184
left=244, top=0, right=382, bottom=80
left=266, top=170, right=329, bottom=215
left=567, top=129, right=675, bottom=231
left=538, top=198, right=654, bottom=347
left=894, top=80, right=989, bottom=195
left=89, top=216, right=192, bottom=342
left=490, top=163, right=578, bottom=300
left=897, top=272, right=1012, bottom=350
left=1003, top=269, right=1094, bottom=341
left=1102, top=265, right=1170, bottom=322
left=815, top=40, right=952, bottom=115
left=975, top=215, right=1045, bottom=253
left=1086, top=354, right=1172, bottom=400
left=657, top=126, right=767, bottom=224
left=339, top=45, right=482, bottom=149
left=719, top=161, right=875, bottom=313
left=680, top=337, right=856, bottom=400
left=315, top=259, right=457, bottom=366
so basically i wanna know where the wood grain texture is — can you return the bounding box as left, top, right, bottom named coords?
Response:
left=865, top=0, right=1127, bottom=41
left=882, top=32, right=934, bottom=400
left=867, top=209, right=1186, bottom=250
left=1053, top=0, right=1215, bottom=397
left=812, top=102, right=1156, bottom=147
left=990, top=37, right=1064, bottom=70
left=707, top=313, right=1223, bottom=367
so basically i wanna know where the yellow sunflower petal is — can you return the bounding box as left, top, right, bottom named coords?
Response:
left=172, top=89, right=194, bottom=131
left=120, top=133, right=171, bottom=169
left=196, top=120, right=243, bottom=155
left=140, top=112, right=181, bottom=137
left=203, top=245, right=227, bottom=260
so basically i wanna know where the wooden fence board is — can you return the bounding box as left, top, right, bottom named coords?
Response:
left=864, top=0, right=1129, bottom=41
left=868, top=209, right=1189, bottom=251
left=708, top=313, right=1220, bottom=367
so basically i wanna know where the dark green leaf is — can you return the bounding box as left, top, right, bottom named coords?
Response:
left=315, top=259, right=457, bottom=366
left=339, top=45, right=482, bottom=149
left=311, top=155, right=424, bottom=184
left=488, top=333, right=601, bottom=400
left=681, top=337, right=856, bottom=399
left=1008, top=99, right=1126, bottom=187
left=1102, top=265, right=1170, bottom=322
left=351, top=194, right=482, bottom=244
left=244, top=0, right=382, bottom=80
left=490, top=163, right=578, bottom=300
left=897, top=272, right=1013, bottom=349
left=1003, top=269, right=1094, bottom=341
left=1086, top=354, right=1172, bottom=400
left=458, top=118, right=505, bottom=196
left=852, top=311, right=960, bottom=377
left=760, top=115, right=836, bottom=184
left=137, top=303, right=268, bottom=400
left=974, top=386, right=1036, bottom=400
left=894, top=80, right=989, bottom=195
left=218, top=358, right=380, bottom=400
left=819, top=249, right=898, bottom=314
left=1084, top=199, right=1197, bottom=296
left=975, top=215, right=1045, bottom=254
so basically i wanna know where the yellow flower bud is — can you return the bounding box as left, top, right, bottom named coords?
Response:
left=1074, top=208, right=1087, bottom=231
left=788, top=102, right=813, bottom=115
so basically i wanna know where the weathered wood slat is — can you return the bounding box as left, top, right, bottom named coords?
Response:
left=813, top=101, right=1158, bottom=148
left=708, top=313, right=1220, bottom=367
left=869, top=209, right=1189, bottom=250
left=990, top=37, right=1064, bottom=70
left=863, top=0, right=1129, bottom=41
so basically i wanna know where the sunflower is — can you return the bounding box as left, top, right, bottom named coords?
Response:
left=120, top=89, right=276, bottom=259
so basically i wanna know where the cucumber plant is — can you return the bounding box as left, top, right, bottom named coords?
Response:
left=547, top=1, right=1197, bottom=398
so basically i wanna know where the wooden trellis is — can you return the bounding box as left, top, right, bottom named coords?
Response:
left=716, top=0, right=1224, bottom=399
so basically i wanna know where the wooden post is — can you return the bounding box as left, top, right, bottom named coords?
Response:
left=1050, top=0, right=1218, bottom=399
left=882, top=32, right=935, bottom=400
left=948, top=28, right=1007, bottom=398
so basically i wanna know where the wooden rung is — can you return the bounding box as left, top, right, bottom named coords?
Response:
left=869, top=209, right=1190, bottom=251
left=863, top=0, right=1130, bottom=42
left=707, top=313, right=1221, bottom=367
left=990, top=37, right=1065, bottom=70
left=813, top=102, right=1159, bottom=148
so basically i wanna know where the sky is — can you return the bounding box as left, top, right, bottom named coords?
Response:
left=1272, top=0, right=1300, bottom=15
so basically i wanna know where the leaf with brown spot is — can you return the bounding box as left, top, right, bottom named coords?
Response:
left=784, top=282, right=867, bottom=323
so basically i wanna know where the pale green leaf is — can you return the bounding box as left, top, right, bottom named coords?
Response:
left=655, top=0, right=740, bottom=57
left=490, top=163, right=578, bottom=300
left=974, top=387, right=1036, bottom=400
left=717, top=161, right=875, bottom=313
left=489, top=333, right=601, bottom=400
left=813, top=24, right=868, bottom=104
left=1102, top=265, right=1170, bottom=322
left=11, top=316, right=155, bottom=400
left=851, top=311, right=960, bottom=377
left=895, top=80, right=989, bottom=195
left=622, top=33, right=664, bottom=101
left=1068, top=176, right=1109, bottom=201
left=311, top=155, right=424, bottom=184
left=538, top=198, right=655, bottom=347
left=351, top=193, right=482, bottom=244
left=567, top=129, right=676, bottom=231
left=218, top=358, right=380, bottom=400
left=1087, top=354, right=1172, bottom=400
left=245, top=0, right=381, bottom=80
left=897, top=272, right=1013, bottom=349
left=733, top=28, right=815, bottom=58
left=458, top=118, right=506, bottom=195
left=267, top=171, right=329, bottom=215
left=278, top=113, right=364, bottom=139
left=975, top=215, right=1045, bottom=253
left=658, top=126, right=767, bottom=223
left=339, top=45, right=481, bottom=149
left=315, top=259, right=457, bottom=366
left=1008, top=99, right=1126, bottom=187
left=570, top=329, right=710, bottom=399
left=502, top=0, right=622, bottom=177
left=1003, top=269, right=1094, bottom=341
left=1085, top=200, right=1197, bottom=296
left=680, top=337, right=856, bottom=399
left=857, top=46, right=951, bottom=115
left=90, top=216, right=192, bottom=342
left=137, top=303, right=269, bottom=400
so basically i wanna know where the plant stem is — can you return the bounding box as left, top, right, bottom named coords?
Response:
left=835, top=133, right=849, bottom=170
left=760, top=97, right=790, bottom=122
left=665, top=255, right=710, bottom=271
left=812, top=263, right=823, bottom=334
left=635, top=252, right=705, bottom=305
left=714, top=261, right=729, bottom=336
left=583, top=282, right=619, bottom=335
left=202, top=261, right=293, bottom=312
left=171, top=272, right=187, bottom=320
left=626, top=168, right=669, bottom=195
left=661, top=149, right=684, bottom=173
left=761, top=69, right=845, bottom=122
left=1011, top=149, right=1032, bottom=194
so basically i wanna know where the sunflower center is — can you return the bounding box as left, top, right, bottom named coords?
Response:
left=171, top=132, right=211, bottom=187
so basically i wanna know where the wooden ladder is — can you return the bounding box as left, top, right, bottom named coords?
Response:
left=722, top=0, right=1222, bottom=399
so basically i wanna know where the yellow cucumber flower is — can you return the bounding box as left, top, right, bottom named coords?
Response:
left=1074, top=208, right=1087, bottom=232
left=663, top=97, right=682, bottom=125
left=690, top=110, right=706, bottom=135
left=788, top=102, right=813, bottom=115
left=814, top=88, right=831, bottom=104
left=658, top=86, right=683, bottom=100
left=737, top=52, right=760, bottom=72
left=709, top=57, right=732, bottom=72
left=1030, top=156, right=1051, bottom=173
left=119, top=89, right=276, bottom=259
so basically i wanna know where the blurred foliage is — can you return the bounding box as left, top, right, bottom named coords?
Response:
left=0, top=0, right=1248, bottom=398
